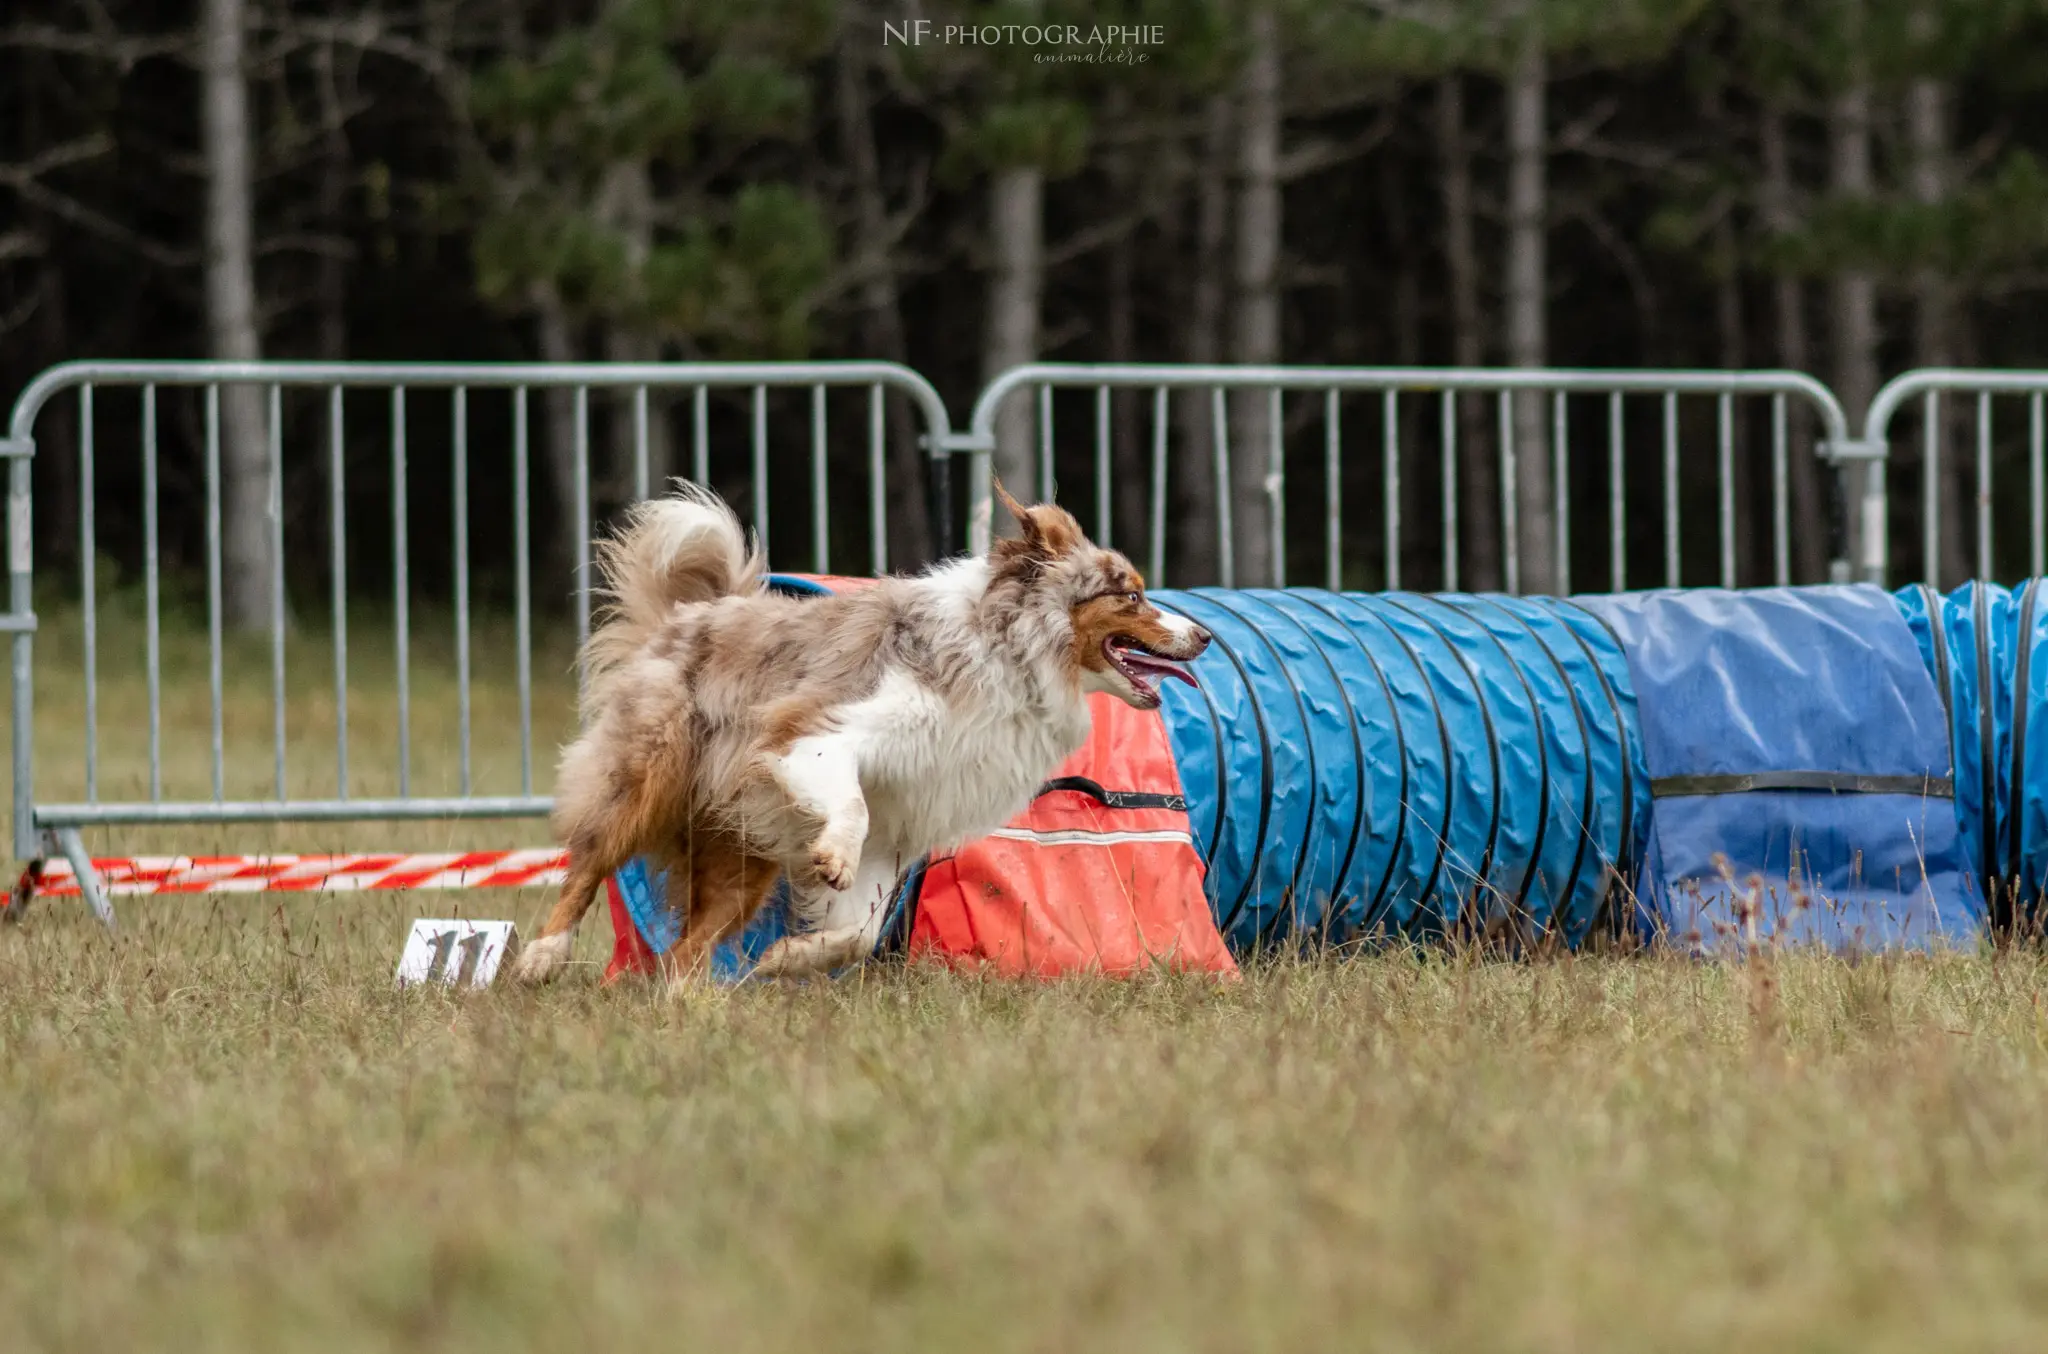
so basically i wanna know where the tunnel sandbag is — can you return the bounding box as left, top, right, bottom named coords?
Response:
left=1581, top=586, right=1976, bottom=951
left=1151, top=587, right=1648, bottom=951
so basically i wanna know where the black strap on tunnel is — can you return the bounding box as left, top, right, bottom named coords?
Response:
left=1150, top=599, right=1229, bottom=869
left=1555, top=599, right=1646, bottom=938
left=1191, top=590, right=1322, bottom=946
left=1294, top=593, right=1417, bottom=940
left=1382, top=595, right=1504, bottom=927
left=1919, top=583, right=1956, bottom=772
left=1346, top=600, right=1457, bottom=936
left=1976, top=583, right=2002, bottom=925
left=1154, top=597, right=1275, bottom=936
left=1652, top=771, right=1955, bottom=796
left=1433, top=596, right=1557, bottom=924
left=1221, top=592, right=1371, bottom=945
left=1461, top=596, right=1599, bottom=936
left=1035, top=777, right=1186, bottom=812
left=1250, top=594, right=1375, bottom=943
left=2008, top=578, right=2041, bottom=922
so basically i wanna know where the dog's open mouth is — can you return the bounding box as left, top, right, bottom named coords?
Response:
left=1104, top=636, right=1199, bottom=707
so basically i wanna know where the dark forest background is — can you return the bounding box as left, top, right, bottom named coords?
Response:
left=6, top=0, right=2048, bottom=616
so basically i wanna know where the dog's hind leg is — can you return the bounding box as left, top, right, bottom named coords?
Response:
left=514, top=768, right=683, bottom=985
left=751, top=852, right=900, bottom=980
left=771, top=733, right=870, bottom=895
left=660, top=843, right=783, bottom=986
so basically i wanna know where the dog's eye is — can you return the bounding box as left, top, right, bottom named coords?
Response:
left=1125, top=591, right=1141, bottom=604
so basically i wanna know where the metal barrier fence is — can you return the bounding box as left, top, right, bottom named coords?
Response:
left=1862, top=370, right=2048, bottom=588
left=964, top=365, right=1857, bottom=594
left=1, top=360, right=952, bottom=915
left=9, top=355, right=2037, bottom=924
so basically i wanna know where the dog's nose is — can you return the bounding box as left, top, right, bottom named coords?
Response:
left=1192, top=624, right=1213, bottom=648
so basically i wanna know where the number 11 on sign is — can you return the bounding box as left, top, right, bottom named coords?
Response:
left=395, top=920, right=518, bottom=989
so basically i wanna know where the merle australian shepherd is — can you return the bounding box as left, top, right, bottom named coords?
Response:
left=510, top=481, right=1210, bottom=984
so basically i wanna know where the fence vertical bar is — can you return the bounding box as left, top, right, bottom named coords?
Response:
left=1327, top=390, right=1343, bottom=592
left=392, top=388, right=409, bottom=796
left=1269, top=389, right=1286, bottom=587
left=1608, top=391, right=1624, bottom=592
left=574, top=386, right=591, bottom=703
left=1718, top=392, right=1735, bottom=589
left=8, top=404, right=30, bottom=859
left=1150, top=387, right=1168, bottom=587
left=1915, top=396, right=1936, bottom=583
left=269, top=383, right=286, bottom=800
left=1978, top=391, right=1993, bottom=581
left=81, top=385, right=97, bottom=803
left=1498, top=391, right=1519, bottom=595
left=454, top=386, right=471, bottom=796
left=1553, top=391, right=1570, bottom=596
left=1095, top=386, right=1112, bottom=545
left=752, top=385, right=769, bottom=563
left=329, top=386, right=348, bottom=798
left=1663, top=392, right=1680, bottom=588
left=1212, top=388, right=1234, bottom=588
left=1039, top=384, right=1055, bottom=503
left=692, top=386, right=709, bottom=486
left=869, top=385, right=887, bottom=576
left=203, top=386, right=222, bottom=801
left=514, top=387, right=533, bottom=796
left=1772, top=394, right=1790, bottom=586
left=1382, top=390, right=1399, bottom=590
left=812, top=385, right=829, bottom=573
left=632, top=385, right=650, bottom=500
left=1442, top=391, right=1458, bottom=592
left=2033, top=393, right=2045, bottom=580
left=142, top=384, right=161, bottom=801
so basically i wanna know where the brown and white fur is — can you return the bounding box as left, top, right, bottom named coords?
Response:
left=509, top=479, right=1210, bottom=985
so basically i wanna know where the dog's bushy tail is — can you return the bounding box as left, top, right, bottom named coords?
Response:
left=583, top=481, right=764, bottom=698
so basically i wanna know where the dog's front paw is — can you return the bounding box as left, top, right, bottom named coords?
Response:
left=803, top=842, right=859, bottom=894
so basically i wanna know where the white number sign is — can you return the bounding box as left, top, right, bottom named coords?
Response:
left=395, top=919, right=518, bottom=989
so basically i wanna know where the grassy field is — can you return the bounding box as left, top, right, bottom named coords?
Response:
left=7, top=607, right=2048, bottom=1351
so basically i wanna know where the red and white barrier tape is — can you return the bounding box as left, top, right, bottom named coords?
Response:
left=22, top=849, right=567, bottom=899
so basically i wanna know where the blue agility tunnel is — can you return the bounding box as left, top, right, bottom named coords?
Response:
left=620, top=578, right=2048, bottom=975
left=1153, top=581, right=2048, bottom=955
left=1150, top=588, right=1648, bottom=952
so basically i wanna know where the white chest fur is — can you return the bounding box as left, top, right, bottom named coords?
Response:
left=838, top=669, right=1090, bottom=857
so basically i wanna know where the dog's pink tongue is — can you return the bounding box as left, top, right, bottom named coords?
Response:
left=1132, top=653, right=1199, bottom=689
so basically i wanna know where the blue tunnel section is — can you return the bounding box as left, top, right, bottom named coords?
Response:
left=1149, top=588, right=1650, bottom=952
left=1584, top=587, right=1974, bottom=951
left=1155, top=581, right=2048, bottom=955
left=1896, top=579, right=2048, bottom=930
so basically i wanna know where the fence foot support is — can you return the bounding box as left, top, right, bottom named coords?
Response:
left=50, top=828, right=114, bottom=931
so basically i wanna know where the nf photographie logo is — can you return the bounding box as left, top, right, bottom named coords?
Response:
left=883, top=19, right=1165, bottom=63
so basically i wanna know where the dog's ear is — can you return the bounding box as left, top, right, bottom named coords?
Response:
left=994, top=477, right=1083, bottom=560
left=993, top=475, right=1030, bottom=530
left=1022, top=505, right=1082, bottom=559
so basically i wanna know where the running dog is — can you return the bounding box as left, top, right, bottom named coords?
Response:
left=509, top=480, right=1210, bottom=984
